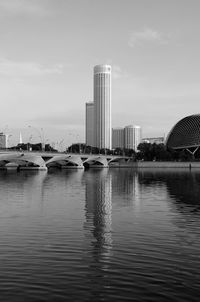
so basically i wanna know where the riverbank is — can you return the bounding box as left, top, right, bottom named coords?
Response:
left=111, top=161, right=200, bottom=169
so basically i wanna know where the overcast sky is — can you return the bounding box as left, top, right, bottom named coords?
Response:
left=1, top=0, right=200, bottom=148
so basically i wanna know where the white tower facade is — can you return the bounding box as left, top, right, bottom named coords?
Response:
left=93, top=65, right=112, bottom=149
left=85, top=102, right=94, bottom=146
left=124, top=125, right=141, bottom=151
left=133, top=125, right=142, bottom=151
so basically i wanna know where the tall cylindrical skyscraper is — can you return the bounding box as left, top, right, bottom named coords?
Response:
left=93, top=65, right=112, bottom=149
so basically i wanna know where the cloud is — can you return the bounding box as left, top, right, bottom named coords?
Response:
left=0, top=58, right=63, bottom=77
left=129, top=28, right=169, bottom=47
left=104, top=61, right=129, bottom=80
left=0, top=0, right=49, bottom=16
left=112, top=65, right=129, bottom=80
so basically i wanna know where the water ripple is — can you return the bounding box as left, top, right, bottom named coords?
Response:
left=0, top=169, right=200, bottom=301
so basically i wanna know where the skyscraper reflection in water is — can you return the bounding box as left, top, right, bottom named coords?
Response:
left=84, top=169, right=112, bottom=259
left=83, top=169, right=113, bottom=300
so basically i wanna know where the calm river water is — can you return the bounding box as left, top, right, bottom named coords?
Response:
left=0, top=168, right=200, bottom=301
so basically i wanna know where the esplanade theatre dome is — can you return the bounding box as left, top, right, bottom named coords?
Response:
left=166, top=114, right=200, bottom=149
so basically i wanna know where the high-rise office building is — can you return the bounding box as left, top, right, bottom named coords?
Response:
left=112, top=128, right=124, bottom=149
left=124, top=125, right=141, bottom=151
left=93, top=65, right=112, bottom=149
left=85, top=102, right=94, bottom=146
left=0, top=132, right=8, bottom=149
left=124, top=125, right=134, bottom=150
left=133, top=126, right=142, bottom=151
left=112, top=125, right=141, bottom=150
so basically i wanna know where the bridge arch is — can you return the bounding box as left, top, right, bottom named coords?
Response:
left=0, top=153, right=47, bottom=170
left=46, top=155, right=84, bottom=169
left=83, top=156, right=108, bottom=168
left=108, top=157, right=131, bottom=166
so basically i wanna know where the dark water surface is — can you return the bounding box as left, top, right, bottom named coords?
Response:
left=0, top=168, right=200, bottom=301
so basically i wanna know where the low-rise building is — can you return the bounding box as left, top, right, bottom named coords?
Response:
left=142, top=137, right=164, bottom=144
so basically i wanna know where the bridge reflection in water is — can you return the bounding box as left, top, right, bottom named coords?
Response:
left=0, top=152, right=131, bottom=170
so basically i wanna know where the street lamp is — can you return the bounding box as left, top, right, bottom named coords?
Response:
left=77, top=135, right=82, bottom=154
left=28, top=125, right=45, bottom=151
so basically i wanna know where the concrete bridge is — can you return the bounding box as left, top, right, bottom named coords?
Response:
left=0, top=150, right=132, bottom=170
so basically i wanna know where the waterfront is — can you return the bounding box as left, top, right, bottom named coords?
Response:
left=0, top=168, right=200, bottom=301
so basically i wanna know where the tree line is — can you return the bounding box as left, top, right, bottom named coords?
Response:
left=67, top=142, right=198, bottom=161
left=9, top=142, right=198, bottom=161
left=67, top=143, right=135, bottom=157
left=9, top=143, right=57, bottom=152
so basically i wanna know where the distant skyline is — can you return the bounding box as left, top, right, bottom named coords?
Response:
left=1, top=0, right=200, bottom=147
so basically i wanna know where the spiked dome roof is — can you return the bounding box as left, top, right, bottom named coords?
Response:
left=166, top=114, right=200, bottom=149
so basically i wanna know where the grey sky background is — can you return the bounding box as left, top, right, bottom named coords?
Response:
left=0, top=0, right=200, bottom=147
